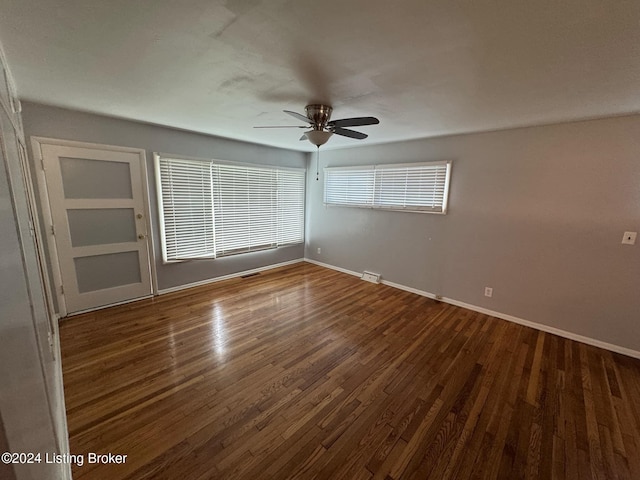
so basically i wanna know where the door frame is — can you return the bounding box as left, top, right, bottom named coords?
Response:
left=16, top=137, right=57, bottom=340
left=31, top=136, right=158, bottom=317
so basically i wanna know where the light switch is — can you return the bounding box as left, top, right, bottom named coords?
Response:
left=622, top=231, right=637, bottom=245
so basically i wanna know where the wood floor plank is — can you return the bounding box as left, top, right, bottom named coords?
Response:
left=59, top=262, right=640, bottom=479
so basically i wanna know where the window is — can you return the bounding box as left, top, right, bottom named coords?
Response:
left=324, top=161, right=451, bottom=214
left=156, top=155, right=305, bottom=262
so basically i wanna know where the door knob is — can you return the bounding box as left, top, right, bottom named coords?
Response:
left=138, top=234, right=146, bottom=240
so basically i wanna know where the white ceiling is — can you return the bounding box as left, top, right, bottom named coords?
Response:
left=1, top=0, right=639, bottom=151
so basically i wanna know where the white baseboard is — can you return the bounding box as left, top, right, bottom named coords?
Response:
left=442, top=297, right=640, bottom=360
left=303, top=258, right=640, bottom=360
left=62, top=294, right=154, bottom=317
left=158, top=258, right=305, bottom=295
left=380, top=279, right=439, bottom=300
left=304, top=258, right=362, bottom=278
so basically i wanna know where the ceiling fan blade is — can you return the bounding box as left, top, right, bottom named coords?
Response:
left=299, top=133, right=308, bottom=141
left=284, top=110, right=312, bottom=124
left=332, top=127, right=368, bottom=140
left=328, top=116, right=379, bottom=128
left=253, top=125, right=307, bottom=128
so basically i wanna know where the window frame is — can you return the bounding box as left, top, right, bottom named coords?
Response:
left=154, top=153, right=306, bottom=263
left=324, top=160, right=452, bottom=214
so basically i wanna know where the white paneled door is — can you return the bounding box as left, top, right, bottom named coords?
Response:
left=38, top=141, right=152, bottom=314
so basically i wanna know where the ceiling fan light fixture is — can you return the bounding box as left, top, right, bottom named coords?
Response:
left=305, top=130, right=333, bottom=147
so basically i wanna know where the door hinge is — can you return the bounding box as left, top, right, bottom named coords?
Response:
left=11, top=97, right=22, bottom=114
left=60, top=284, right=64, bottom=295
left=40, top=157, right=45, bottom=171
left=50, top=224, right=55, bottom=235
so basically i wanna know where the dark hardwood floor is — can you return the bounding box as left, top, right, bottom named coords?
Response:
left=60, top=262, right=640, bottom=479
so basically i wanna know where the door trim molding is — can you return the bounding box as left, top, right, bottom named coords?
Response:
left=30, top=136, right=157, bottom=316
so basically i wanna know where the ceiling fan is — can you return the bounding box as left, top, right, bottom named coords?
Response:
left=255, top=104, right=380, bottom=147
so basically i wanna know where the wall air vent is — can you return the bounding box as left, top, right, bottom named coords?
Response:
left=361, top=271, right=381, bottom=284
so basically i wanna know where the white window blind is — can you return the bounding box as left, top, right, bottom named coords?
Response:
left=324, top=166, right=375, bottom=207
left=324, top=161, right=451, bottom=214
left=212, top=164, right=277, bottom=256
left=156, top=155, right=305, bottom=262
left=277, top=169, right=306, bottom=246
left=157, top=158, right=215, bottom=259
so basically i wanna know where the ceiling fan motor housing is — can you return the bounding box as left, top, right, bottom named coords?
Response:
left=305, top=104, right=333, bottom=130
left=255, top=105, right=378, bottom=145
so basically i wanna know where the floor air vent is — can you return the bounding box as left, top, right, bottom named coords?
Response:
left=361, top=271, right=381, bottom=284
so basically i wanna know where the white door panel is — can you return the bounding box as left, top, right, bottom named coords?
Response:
left=40, top=143, right=152, bottom=314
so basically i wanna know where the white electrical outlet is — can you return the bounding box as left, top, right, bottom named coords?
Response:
left=484, top=287, right=493, bottom=298
left=317, top=247, right=321, bottom=254
left=622, top=231, right=637, bottom=245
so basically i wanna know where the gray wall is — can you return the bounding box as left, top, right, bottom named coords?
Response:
left=21, top=102, right=307, bottom=294
left=306, top=115, right=640, bottom=353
